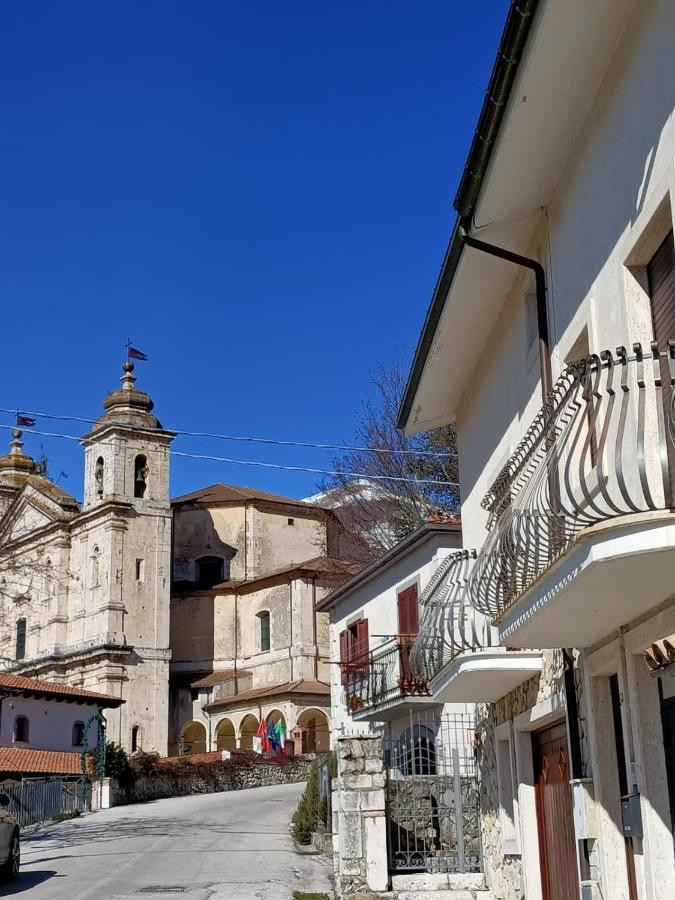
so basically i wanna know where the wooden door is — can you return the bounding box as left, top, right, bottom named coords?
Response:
left=648, top=230, right=675, bottom=498
left=533, top=722, right=579, bottom=900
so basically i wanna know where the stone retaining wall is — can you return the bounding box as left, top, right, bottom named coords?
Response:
left=108, top=756, right=313, bottom=806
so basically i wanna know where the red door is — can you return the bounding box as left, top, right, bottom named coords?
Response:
left=397, top=584, right=419, bottom=686
left=533, top=722, right=579, bottom=900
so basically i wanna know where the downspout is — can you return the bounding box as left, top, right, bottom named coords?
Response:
left=233, top=589, right=238, bottom=696
left=459, top=227, right=552, bottom=395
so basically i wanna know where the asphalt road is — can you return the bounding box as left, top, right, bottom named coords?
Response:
left=3, top=782, right=333, bottom=899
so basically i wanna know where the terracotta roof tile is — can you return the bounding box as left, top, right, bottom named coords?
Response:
left=205, top=679, right=330, bottom=711
left=213, top=556, right=362, bottom=592
left=0, top=748, right=84, bottom=775
left=0, top=673, right=123, bottom=706
left=191, top=669, right=250, bottom=689
left=172, top=482, right=318, bottom=510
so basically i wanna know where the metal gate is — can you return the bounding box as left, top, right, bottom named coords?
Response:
left=0, top=777, right=91, bottom=827
left=384, top=711, right=481, bottom=874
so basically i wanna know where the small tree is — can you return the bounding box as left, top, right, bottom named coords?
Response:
left=291, top=762, right=321, bottom=844
left=325, top=358, right=459, bottom=558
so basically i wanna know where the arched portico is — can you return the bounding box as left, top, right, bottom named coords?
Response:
left=296, top=707, right=330, bottom=752
left=181, top=720, right=207, bottom=755
left=215, top=718, right=236, bottom=751
left=239, top=714, right=259, bottom=750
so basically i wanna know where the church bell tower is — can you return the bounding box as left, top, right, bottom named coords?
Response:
left=79, top=361, right=175, bottom=753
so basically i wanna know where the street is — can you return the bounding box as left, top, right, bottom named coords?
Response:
left=4, top=783, right=333, bottom=899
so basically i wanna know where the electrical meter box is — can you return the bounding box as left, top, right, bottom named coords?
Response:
left=621, top=792, right=643, bottom=839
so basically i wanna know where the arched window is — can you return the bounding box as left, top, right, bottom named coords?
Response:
left=258, top=611, right=271, bottom=652
left=395, top=725, right=437, bottom=776
left=72, top=721, right=85, bottom=747
left=14, top=716, right=29, bottom=743
left=131, top=725, right=140, bottom=753
left=15, top=619, right=26, bottom=660
left=134, top=455, right=148, bottom=498
left=91, top=546, right=100, bottom=587
left=196, top=556, right=226, bottom=588
left=95, top=456, right=104, bottom=498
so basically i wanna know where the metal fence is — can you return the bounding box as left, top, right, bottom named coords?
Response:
left=383, top=711, right=480, bottom=875
left=0, top=777, right=90, bottom=827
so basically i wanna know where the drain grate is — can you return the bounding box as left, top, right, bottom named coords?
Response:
left=139, top=889, right=186, bottom=895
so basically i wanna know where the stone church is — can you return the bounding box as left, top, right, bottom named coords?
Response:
left=0, top=362, right=360, bottom=755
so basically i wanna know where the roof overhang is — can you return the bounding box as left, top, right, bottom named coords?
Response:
left=399, top=0, right=637, bottom=434
left=429, top=649, right=542, bottom=704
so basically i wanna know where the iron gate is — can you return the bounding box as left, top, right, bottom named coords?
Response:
left=384, top=711, right=481, bottom=874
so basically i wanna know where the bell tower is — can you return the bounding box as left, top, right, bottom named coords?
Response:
left=79, top=361, right=175, bottom=753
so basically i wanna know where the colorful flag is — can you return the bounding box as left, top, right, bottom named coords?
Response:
left=16, top=415, right=36, bottom=427
left=275, top=719, right=286, bottom=751
left=266, top=721, right=279, bottom=752
left=254, top=719, right=267, bottom=754
left=128, top=346, right=148, bottom=361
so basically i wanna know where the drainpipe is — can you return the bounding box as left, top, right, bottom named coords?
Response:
left=459, top=227, right=552, bottom=396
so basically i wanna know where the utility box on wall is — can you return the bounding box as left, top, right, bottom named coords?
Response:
left=571, top=778, right=597, bottom=840
left=621, top=792, right=643, bottom=839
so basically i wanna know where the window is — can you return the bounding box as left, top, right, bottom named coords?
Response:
left=135, top=558, right=144, bottom=582
left=91, top=546, right=100, bottom=587
left=134, top=454, right=148, bottom=499
left=196, top=556, right=225, bottom=588
left=258, top=611, right=271, bottom=652
left=15, top=619, right=26, bottom=660
left=72, top=721, right=85, bottom=747
left=131, top=725, right=140, bottom=753
left=496, top=722, right=519, bottom=854
left=45, top=559, right=53, bottom=598
left=95, top=456, right=104, bottom=498
left=14, top=716, right=29, bottom=743
left=397, top=585, right=419, bottom=685
left=339, top=618, right=369, bottom=685
left=287, top=518, right=295, bottom=526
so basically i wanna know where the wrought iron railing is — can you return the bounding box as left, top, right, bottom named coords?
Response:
left=343, top=637, right=429, bottom=714
left=469, top=342, right=675, bottom=619
left=409, top=550, right=496, bottom=683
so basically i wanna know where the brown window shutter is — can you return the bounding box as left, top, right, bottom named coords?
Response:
left=339, top=629, right=349, bottom=684
left=398, top=585, right=419, bottom=637
left=355, top=618, right=369, bottom=667
left=649, top=230, right=675, bottom=494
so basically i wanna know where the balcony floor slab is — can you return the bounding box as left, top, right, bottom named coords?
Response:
left=498, top=511, right=675, bottom=649
left=351, top=695, right=441, bottom=723
left=429, top=649, right=542, bottom=703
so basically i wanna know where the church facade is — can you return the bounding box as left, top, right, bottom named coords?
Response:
left=0, top=362, right=360, bottom=756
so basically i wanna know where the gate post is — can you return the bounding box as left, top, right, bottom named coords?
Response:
left=334, top=733, right=388, bottom=897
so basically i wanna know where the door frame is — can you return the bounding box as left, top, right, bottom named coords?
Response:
left=512, top=694, right=580, bottom=900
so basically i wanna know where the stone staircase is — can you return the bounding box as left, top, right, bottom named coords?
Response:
left=389, top=872, right=494, bottom=900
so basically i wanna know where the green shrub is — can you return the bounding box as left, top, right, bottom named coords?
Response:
left=89, top=741, right=136, bottom=787
left=291, top=762, right=320, bottom=845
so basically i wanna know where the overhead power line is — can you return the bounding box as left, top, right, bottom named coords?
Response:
left=0, top=423, right=458, bottom=488
left=0, top=406, right=456, bottom=458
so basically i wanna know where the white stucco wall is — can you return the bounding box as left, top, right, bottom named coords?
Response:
left=0, top=695, right=103, bottom=753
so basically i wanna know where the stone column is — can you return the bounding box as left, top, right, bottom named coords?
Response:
left=334, top=733, right=388, bottom=897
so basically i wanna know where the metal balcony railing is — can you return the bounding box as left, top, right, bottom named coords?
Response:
left=343, top=637, right=429, bottom=715
left=409, top=549, right=496, bottom=683
left=468, top=342, right=675, bottom=620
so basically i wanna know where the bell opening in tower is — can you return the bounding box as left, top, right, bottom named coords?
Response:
left=134, top=454, right=148, bottom=498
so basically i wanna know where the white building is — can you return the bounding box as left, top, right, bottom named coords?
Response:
left=0, top=673, right=122, bottom=779
left=399, top=1, right=675, bottom=899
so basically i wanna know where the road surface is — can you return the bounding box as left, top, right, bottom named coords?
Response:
left=5, top=782, right=333, bottom=899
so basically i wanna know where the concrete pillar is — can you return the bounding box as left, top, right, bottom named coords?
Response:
left=334, top=733, right=388, bottom=896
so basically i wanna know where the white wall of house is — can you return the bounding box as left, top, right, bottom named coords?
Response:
left=0, top=695, right=103, bottom=753
left=328, top=530, right=462, bottom=737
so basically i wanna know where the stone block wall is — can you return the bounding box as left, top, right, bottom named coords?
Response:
left=334, top=733, right=388, bottom=897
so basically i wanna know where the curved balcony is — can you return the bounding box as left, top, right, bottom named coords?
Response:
left=343, top=637, right=436, bottom=722
left=410, top=550, right=541, bottom=703
left=469, top=342, right=675, bottom=648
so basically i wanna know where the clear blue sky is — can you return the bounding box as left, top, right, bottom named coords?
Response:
left=1, top=1, right=507, bottom=501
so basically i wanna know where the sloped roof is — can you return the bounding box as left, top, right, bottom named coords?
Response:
left=0, top=748, right=84, bottom=775
left=191, top=669, right=250, bottom=689
left=214, top=556, right=362, bottom=593
left=0, top=674, right=124, bottom=706
left=205, top=679, right=330, bottom=711
left=25, top=476, right=80, bottom=512
left=172, top=482, right=319, bottom=510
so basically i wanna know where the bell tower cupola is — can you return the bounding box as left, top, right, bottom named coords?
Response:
left=81, top=360, right=175, bottom=509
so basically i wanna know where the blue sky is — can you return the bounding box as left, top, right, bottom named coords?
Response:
left=1, top=1, right=507, bottom=500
